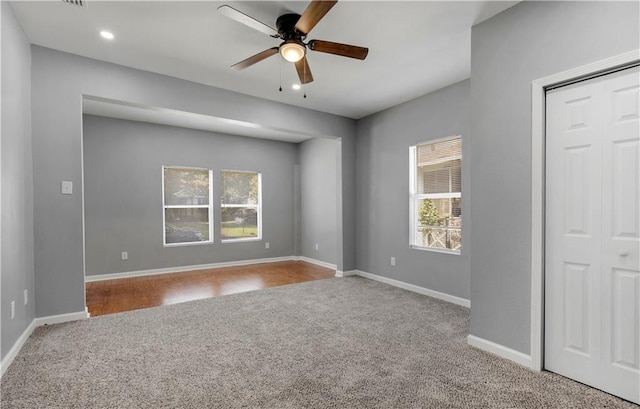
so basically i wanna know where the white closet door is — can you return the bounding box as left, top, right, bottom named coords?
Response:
left=545, top=66, right=639, bottom=404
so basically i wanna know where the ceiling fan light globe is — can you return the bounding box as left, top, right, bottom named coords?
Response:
left=280, top=41, right=306, bottom=63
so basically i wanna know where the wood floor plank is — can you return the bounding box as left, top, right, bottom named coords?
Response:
left=86, top=261, right=335, bottom=317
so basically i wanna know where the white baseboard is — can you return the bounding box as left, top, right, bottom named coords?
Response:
left=34, top=310, right=90, bottom=326
left=354, top=270, right=471, bottom=308
left=294, top=256, right=337, bottom=271
left=467, top=335, right=532, bottom=368
left=85, top=256, right=296, bottom=282
left=0, top=320, right=36, bottom=378
left=335, top=270, right=358, bottom=277
left=1, top=309, right=89, bottom=378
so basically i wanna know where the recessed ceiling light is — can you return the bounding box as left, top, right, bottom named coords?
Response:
left=100, top=31, right=114, bottom=40
left=292, top=84, right=301, bottom=90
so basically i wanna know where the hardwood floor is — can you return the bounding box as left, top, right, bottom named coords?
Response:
left=86, top=260, right=335, bottom=317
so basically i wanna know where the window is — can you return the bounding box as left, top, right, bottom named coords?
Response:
left=220, top=170, right=261, bottom=241
left=162, top=166, right=213, bottom=245
left=410, top=136, right=462, bottom=253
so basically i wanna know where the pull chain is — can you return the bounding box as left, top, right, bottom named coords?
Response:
left=278, top=56, right=282, bottom=92
left=303, top=59, right=307, bottom=98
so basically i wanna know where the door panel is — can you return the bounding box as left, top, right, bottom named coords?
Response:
left=612, top=140, right=639, bottom=238
left=611, top=269, right=639, bottom=369
left=600, top=67, right=640, bottom=403
left=563, top=262, right=592, bottom=355
left=546, top=75, right=602, bottom=383
left=563, top=146, right=592, bottom=236
left=545, top=66, right=640, bottom=404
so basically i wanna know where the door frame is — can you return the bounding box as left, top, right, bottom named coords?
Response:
left=530, top=49, right=640, bottom=371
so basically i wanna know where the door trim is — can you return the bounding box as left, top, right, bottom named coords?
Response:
left=530, top=49, right=640, bottom=371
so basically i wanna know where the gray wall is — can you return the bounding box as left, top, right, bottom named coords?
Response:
left=83, top=115, right=297, bottom=276
left=470, top=1, right=640, bottom=354
left=1, top=2, right=35, bottom=360
left=298, top=137, right=339, bottom=265
left=355, top=80, right=471, bottom=300
left=31, top=46, right=356, bottom=317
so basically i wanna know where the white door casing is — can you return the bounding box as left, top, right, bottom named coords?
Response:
left=545, top=67, right=639, bottom=404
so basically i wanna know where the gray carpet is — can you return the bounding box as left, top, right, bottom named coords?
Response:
left=1, top=277, right=636, bottom=408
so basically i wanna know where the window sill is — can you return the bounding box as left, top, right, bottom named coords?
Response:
left=411, top=245, right=461, bottom=255
left=221, top=237, right=262, bottom=244
left=164, top=240, right=212, bottom=248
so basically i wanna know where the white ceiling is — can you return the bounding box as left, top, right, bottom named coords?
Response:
left=10, top=0, right=518, bottom=121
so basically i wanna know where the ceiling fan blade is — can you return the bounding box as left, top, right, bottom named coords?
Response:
left=294, top=0, right=337, bottom=36
left=295, top=57, right=314, bottom=84
left=231, top=48, right=279, bottom=70
left=218, top=5, right=279, bottom=37
left=308, top=40, right=368, bottom=60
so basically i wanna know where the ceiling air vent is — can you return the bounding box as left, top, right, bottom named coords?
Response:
left=62, top=0, right=84, bottom=7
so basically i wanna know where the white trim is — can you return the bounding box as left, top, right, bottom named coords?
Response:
left=220, top=237, right=261, bottom=244
left=85, top=256, right=296, bottom=282
left=354, top=269, right=470, bottom=308
left=530, top=49, right=640, bottom=372
left=163, top=240, right=213, bottom=248
left=531, top=74, right=545, bottom=372
left=1, top=310, right=89, bottom=378
left=335, top=270, right=358, bottom=277
left=467, top=335, right=532, bottom=368
left=0, top=320, right=36, bottom=378
left=415, top=192, right=462, bottom=200
left=295, top=256, right=337, bottom=271
left=164, top=205, right=210, bottom=209
left=33, top=310, right=90, bottom=326
left=410, top=245, right=461, bottom=256
left=409, top=146, right=417, bottom=246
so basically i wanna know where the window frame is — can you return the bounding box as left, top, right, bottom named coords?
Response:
left=162, top=165, right=214, bottom=247
left=220, top=169, right=262, bottom=243
left=409, top=135, right=462, bottom=255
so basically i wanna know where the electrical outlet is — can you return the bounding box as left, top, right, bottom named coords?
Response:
left=121, top=252, right=128, bottom=260
left=24, top=289, right=28, bottom=306
left=390, top=257, right=396, bottom=266
left=10, top=301, right=15, bottom=320
left=265, top=242, right=270, bottom=249
left=315, top=243, right=319, bottom=250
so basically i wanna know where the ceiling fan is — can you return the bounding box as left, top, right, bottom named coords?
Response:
left=218, top=0, right=368, bottom=85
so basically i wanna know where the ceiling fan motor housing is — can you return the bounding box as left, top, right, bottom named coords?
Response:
left=276, top=13, right=303, bottom=40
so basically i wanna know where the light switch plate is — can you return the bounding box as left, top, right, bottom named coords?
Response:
left=61, top=181, right=73, bottom=195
